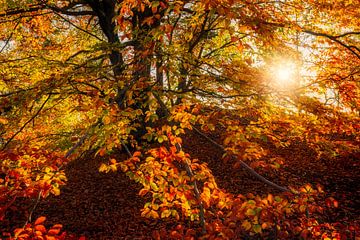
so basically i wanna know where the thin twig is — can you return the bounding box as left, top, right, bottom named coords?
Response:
left=175, top=143, right=206, bottom=233
left=192, top=126, right=289, bottom=192
left=304, top=30, right=360, bottom=60
left=53, top=12, right=104, bottom=41
left=2, top=94, right=51, bottom=150
left=121, top=140, right=132, bottom=158
left=23, top=190, right=42, bottom=227
left=65, top=132, right=89, bottom=158
left=0, top=20, right=20, bottom=53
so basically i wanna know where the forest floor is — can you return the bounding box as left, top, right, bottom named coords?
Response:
left=2, top=127, right=360, bottom=239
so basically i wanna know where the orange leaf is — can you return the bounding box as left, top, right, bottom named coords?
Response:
left=267, top=194, right=274, bottom=204
left=98, top=148, right=106, bottom=157
left=139, top=189, right=149, bottom=196
left=52, top=224, right=63, bottom=229
left=14, top=228, right=25, bottom=237
left=48, top=228, right=61, bottom=235
left=18, top=233, right=30, bottom=238
left=34, top=216, right=46, bottom=225
left=103, top=115, right=111, bottom=125
left=150, top=210, right=159, bottom=219
left=0, top=117, right=8, bottom=124
left=35, top=224, right=46, bottom=233
left=170, top=231, right=182, bottom=238
left=133, top=151, right=141, bottom=157
left=241, top=220, right=252, bottom=231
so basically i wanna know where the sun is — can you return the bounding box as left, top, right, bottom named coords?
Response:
left=272, top=61, right=298, bottom=87
left=276, top=67, right=293, bottom=83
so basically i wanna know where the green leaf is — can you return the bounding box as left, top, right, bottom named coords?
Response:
left=245, top=208, right=256, bottom=216
left=253, top=224, right=262, bottom=233
left=152, top=1, right=160, bottom=8
left=150, top=182, right=159, bottom=191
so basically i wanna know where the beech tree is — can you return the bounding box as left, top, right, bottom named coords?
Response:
left=0, top=0, right=359, bottom=239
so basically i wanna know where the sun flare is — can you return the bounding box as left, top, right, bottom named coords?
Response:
left=272, top=61, right=298, bottom=87
left=276, top=68, right=293, bottom=83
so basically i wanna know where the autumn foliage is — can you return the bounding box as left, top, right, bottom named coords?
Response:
left=0, top=0, right=359, bottom=239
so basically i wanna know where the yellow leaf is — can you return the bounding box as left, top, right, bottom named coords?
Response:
left=43, top=174, right=52, bottom=180
left=202, top=187, right=211, bottom=199
left=110, top=164, right=117, bottom=172
left=51, top=187, right=60, bottom=196
left=161, top=209, right=171, bottom=218
left=245, top=208, right=256, bottom=216
left=207, top=182, right=215, bottom=189
left=99, top=163, right=109, bottom=173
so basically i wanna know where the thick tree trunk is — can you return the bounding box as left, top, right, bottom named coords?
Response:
left=86, top=0, right=127, bottom=108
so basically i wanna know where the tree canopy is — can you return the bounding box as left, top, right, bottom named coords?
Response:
left=0, top=0, right=359, bottom=239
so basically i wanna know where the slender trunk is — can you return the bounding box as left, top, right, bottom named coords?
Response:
left=175, top=66, right=188, bottom=105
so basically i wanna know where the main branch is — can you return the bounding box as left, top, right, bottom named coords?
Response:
left=304, top=30, right=360, bottom=60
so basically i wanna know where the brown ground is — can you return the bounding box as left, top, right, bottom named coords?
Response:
left=1, top=128, right=359, bottom=239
